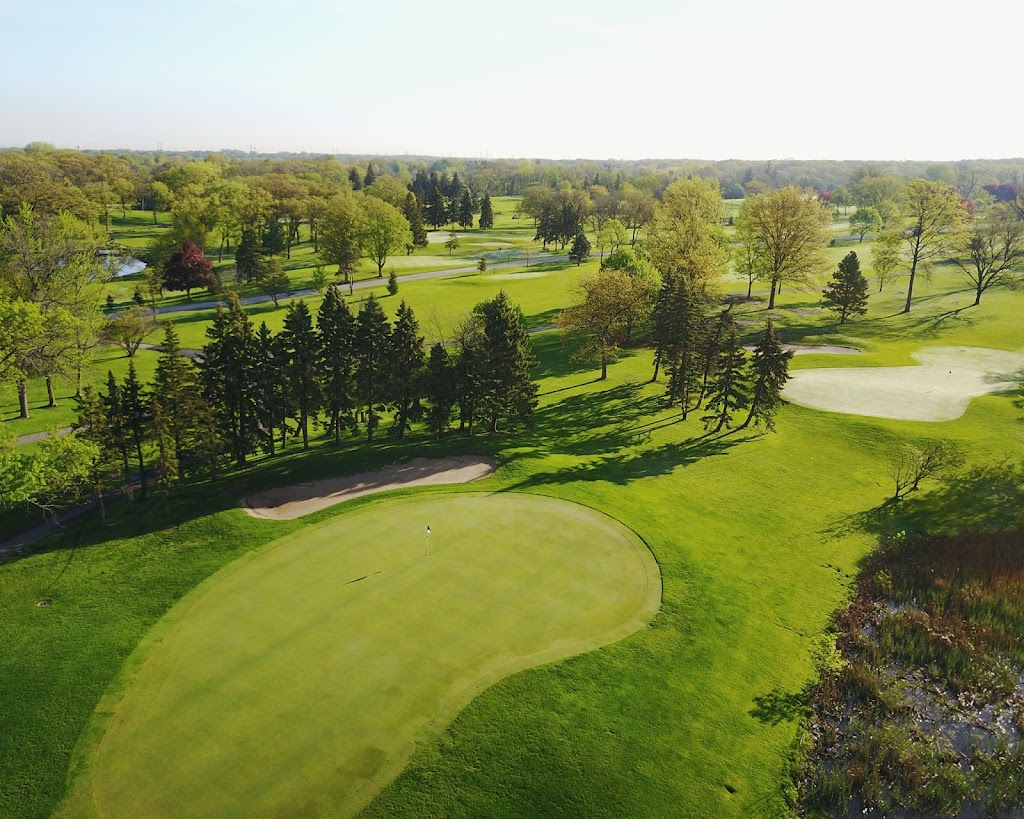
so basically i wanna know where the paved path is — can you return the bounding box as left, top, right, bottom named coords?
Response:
left=14, top=427, right=74, bottom=446
left=154, top=253, right=575, bottom=317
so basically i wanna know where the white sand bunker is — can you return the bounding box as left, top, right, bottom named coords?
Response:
left=784, top=346, right=1024, bottom=421
left=743, top=343, right=860, bottom=356
left=243, top=456, right=497, bottom=520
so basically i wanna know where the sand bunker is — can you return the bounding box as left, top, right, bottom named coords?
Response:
left=743, top=343, right=861, bottom=356
left=784, top=346, right=1024, bottom=421
left=243, top=456, right=496, bottom=520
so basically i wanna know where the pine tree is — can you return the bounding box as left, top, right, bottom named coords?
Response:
left=656, top=276, right=705, bottom=418
left=363, top=162, right=376, bottom=188
left=569, top=233, right=591, bottom=266
left=279, top=301, right=322, bottom=450
left=101, top=370, right=131, bottom=483
left=821, top=250, right=869, bottom=324
left=317, top=289, right=357, bottom=444
left=121, top=360, right=151, bottom=499
left=458, top=189, right=474, bottom=229
left=701, top=331, right=750, bottom=433
left=355, top=295, right=392, bottom=441
left=402, top=191, right=429, bottom=249
left=73, top=384, right=117, bottom=525
left=454, top=316, right=486, bottom=435
left=262, top=217, right=286, bottom=257
left=699, top=307, right=736, bottom=406
left=201, top=293, right=259, bottom=466
left=252, top=321, right=288, bottom=454
left=348, top=167, right=363, bottom=190
left=151, top=398, right=179, bottom=504
left=425, top=178, right=447, bottom=229
left=478, top=194, right=494, bottom=230
left=741, top=320, right=794, bottom=432
left=477, top=291, right=538, bottom=433
left=152, top=322, right=210, bottom=479
left=388, top=301, right=424, bottom=439
left=235, top=227, right=262, bottom=282
left=422, top=343, right=457, bottom=439
left=387, top=270, right=399, bottom=296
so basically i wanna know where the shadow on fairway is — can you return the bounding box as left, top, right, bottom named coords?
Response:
left=824, top=460, right=1024, bottom=543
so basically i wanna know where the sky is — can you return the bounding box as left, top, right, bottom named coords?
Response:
left=1, top=0, right=1020, bottom=160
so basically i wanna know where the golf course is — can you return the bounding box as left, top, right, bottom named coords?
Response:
left=2, top=151, right=1024, bottom=818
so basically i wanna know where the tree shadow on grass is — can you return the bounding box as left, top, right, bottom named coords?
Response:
left=824, top=460, right=1024, bottom=544
left=750, top=688, right=809, bottom=726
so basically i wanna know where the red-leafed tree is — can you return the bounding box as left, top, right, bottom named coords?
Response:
left=163, top=240, right=215, bottom=301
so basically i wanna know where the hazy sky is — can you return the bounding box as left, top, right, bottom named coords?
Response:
left=2, top=0, right=1020, bottom=160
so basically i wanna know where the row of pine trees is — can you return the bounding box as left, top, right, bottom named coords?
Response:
left=73, top=289, right=538, bottom=503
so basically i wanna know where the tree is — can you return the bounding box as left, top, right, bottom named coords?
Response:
left=899, top=180, right=968, bottom=313
left=652, top=275, right=706, bottom=415
left=252, top=321, right=288, bottom=455
left=360, top=196, right=412, bottom=278
left=887, top=439, right=965, bottom=501
left=741, top=320, right=793, bottom=431
left=645, top=177, right=727, bottom=299
left=120, top=360, right=151, bottom=500
left=849, top=207, right=882, bottom=241
left=701, top=330, right=749, bottom=433
left=319, top=193, right=365, bottom=292
left=851, top=174, right=904, bottom=228
left=363, top=162, right=376, bottom=188
left=104, top=306, right=155, bottom=357
left=457, top=189, right=474, bottom=229
left=478, top=194, right=494, bottom=230
left=201, top=293, right=259, bottom=467
left=388, top=301, right=424, bottom=438
left=619, top=185, right=655, bottom=245
left=72, top=384, right=119, bottom=524
left=317, top=288, right=356, bottom=444
left=235, top=227, right=262, bottom=283
left=477, top=291, right=538, bottom=432
left=310, top=263, right=330, bottom=296
left=445, top=230, right=460, bottom=255
left=596, top=218, right=627, bottom=260
left=422, top=344, right=457, bottom=439
left=871, top=229, right=903, bottom=292
left=163, top=240, right=214, bottom=301
left=258, top=257, right=289, bottom=307
left=950, top=205, right=1024, bottom=305
left=279, top=301, right=321, bottom=450
left=355, top=295, right=391, bottom=441
left=737, top=186, right=832, bottom=309
left=821, top=251, right=869, bottom=324
left=402, top=192, right=429, bottom=249
left=387, top=270, right=399, bottom=296
left=101, top=370, right=131, bottom=483
left=559, top=269, right=633, bottom=380
left=454, top=315, right=486, bottom=435
left=569, top=232, right=591, bottom=266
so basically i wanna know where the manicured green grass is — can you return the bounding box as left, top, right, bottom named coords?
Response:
left=59, top=493, right=658, bottom=819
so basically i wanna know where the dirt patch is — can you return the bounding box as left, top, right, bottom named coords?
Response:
left=242, top=456, right=497, bottom=520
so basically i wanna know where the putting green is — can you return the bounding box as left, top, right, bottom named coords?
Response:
left=62, top=493, right=660, bottom=819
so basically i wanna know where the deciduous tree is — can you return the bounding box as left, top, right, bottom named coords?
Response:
left=950, top=204, right=1024, bottom=305
left=163, top=240, right=214, bottom=301
left=899, top=180, right=968, bottom=313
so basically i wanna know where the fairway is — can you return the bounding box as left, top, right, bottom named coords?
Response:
left=61, top=493, right=660, bottom=819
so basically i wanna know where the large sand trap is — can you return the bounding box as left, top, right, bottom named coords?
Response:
left=784, top=346, right=1024, bottom=421
left=743, top=343, right=861, bottom=356
left=243, top=456, right=496, bottom=520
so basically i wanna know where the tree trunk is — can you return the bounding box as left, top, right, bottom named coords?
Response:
left=76, top=367, right=83, bottom=398
left=650, top=348, right=662, bottom=383
left=136, top=442, right=147, bottom=499
left=218, top=237, right=225, bottom=263
left=903, top=265, right=917, bottom=313
left=768, top=279, right=778, bottom=310
left=18, top=380, right=29, bottom=419
left=600, top=355, right=607, bottom=381
left=974, top=282, right=983, bottom=306
left=45, top=376, right=57, bottom=408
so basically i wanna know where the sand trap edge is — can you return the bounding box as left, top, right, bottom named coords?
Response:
left=242, top=456, right=497, bottom=520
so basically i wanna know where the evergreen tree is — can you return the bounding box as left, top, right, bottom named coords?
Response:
left=388, top=301, right=424, bottom=439
left=348, top=167, right=363, bottom=190
left=73, top=384, right=118, bottom=525
left=457, top=189, right=474, bottom=229
left=699, top=306, right=736, bottom=405
left=387, top=269, right=399, bottom=296
left=821, top=250, right=869, bottom=324
left=477, top=291, right=538, bottom=432
left=478, top=194, right=494, bottom=230
left=101, top=370, right=131, bottom=483
left=262, top=217, right=286, bottom=257
left=454, top=316, right=486, bottom=435
left=425, top=177, right=447, bottom=229
left=235, top=227, right=262, bottom=283
left=151, top=397, right=179, bottom=504
left=317, top=288, right=357, bottom=444
left=402, top=191, right=429, bottom=249
left=701, top=330, right=750, bottom=433
left=279, top=301, right=322, bottom=450
left=120, top=360, right=151, bottom=499
left=741, top=320, right=793, bottom=432
left=569, top=232, right=591, bottom=265
left=152, top=322, right=212, bottom=478
left=363, top=162, right=376, bottom=188
left=422, top=343, right=457, bottom=439
left=355, top=295, right=392, bottom=441
left=252, top=321, right=288, bottom=454
left=656, top=276, right=705, bottom=418
left=201, top=293, right=259, bottom=466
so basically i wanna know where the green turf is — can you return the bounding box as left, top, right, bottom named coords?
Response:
left=58, top=493, right=659, bottom=819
